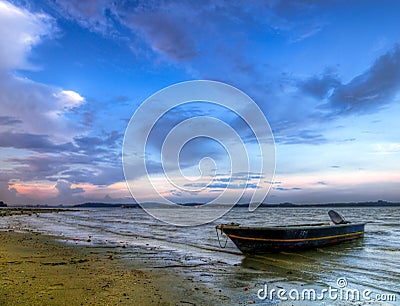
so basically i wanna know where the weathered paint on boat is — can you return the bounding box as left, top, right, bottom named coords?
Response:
left=216, top=222, right=365, bottom=254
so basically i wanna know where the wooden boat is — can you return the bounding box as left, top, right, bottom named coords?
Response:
left=216, top=211, right=365, bottom=254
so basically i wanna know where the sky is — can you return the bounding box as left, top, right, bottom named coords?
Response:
left=0, top=0, right=400, bottom=206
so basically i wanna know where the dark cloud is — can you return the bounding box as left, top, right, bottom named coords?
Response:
left=275, top=187, right=302, bottom=191
left=275, top=44, right=400, bottom=148
left=0, top=128, right=126, bottom=191
left=299, top=70, right=340, bottom=99
left=0, top=128, right=123, bottom=167
left=126, top=12, right=197, bottom=60
left=0, top=116, right=22, bottom=126
left=7, top=155, right=73, bottom=182
left=0, top=131, right=76, bottom=153
left=328, top=45, right=400, bottom=115
left=6, top=138, right=123, bottom=186
left=74, top=130, right=123, bottom=156
left=45, top=0, right=327, bottom=64
left=48, top=0, right=199, bottom=61
left=7, top=155, right=122, bottom=186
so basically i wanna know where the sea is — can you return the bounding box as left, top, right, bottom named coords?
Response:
left=1, top=206, right=399, bottom=305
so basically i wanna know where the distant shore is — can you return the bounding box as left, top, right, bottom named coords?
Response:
left=0, top=208, right=75, bottom=217
left=2, top=199, right=399, bottom=209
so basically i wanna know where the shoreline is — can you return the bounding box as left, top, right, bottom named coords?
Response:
left=0, top=208, right=233, bottom=305
left=0, top=208, right=77, bottom=217
left=0, top=230, right=224, bottom=305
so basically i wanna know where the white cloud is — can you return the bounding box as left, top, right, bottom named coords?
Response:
left=0, top=0, right=55, bottom=70
left=55, top=90, right=85, bottom=109
left=0, top=74, right=85, bottom=142
left=0, top=1, right=85, bottom=142
left=373, top=143, right=400, bottom=155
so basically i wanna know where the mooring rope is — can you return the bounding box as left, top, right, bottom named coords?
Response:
left=216, top=226, right=228, bottom=248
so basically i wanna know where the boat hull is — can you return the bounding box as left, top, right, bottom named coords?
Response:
left=217, top=223, right=365, bottom=254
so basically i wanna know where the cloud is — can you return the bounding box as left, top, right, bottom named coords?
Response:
left=0, top=179, right=29, bottom=205
left=275, top=187, right=302, bottom=191
left=55, top=90, right=85, bottom=109
left=0, top=0, right=55, bottom=70
left=299, top=70, right=341, bottom=99
left=49, top=0, right=199, bottom=61
left=55, top=180, right=84, bottom=203
left=286, top=45, right=400, bottom=145
left=184, top=182, right=259, bottom=190
left=0, top=131, right=75, bottom=152
left=74, top=131, right=122, bottom=155
left=0, top=73, right=86, bottom=142
left=0, top=116, right=22, bottom=126
left=275, top=129, right=327, bottom=145
left=51, top=0, right=110, bottom=32
left=3, top=1, right=398, bottom=205
left=328, top=45, right=400, bottom=115
left=0, top=1, right=86, bottom=142
left=6, top=151, right=123, bottom=186
left=125, top=12, right=197, bottom=60
left=46, top=0, right=327, bottom=64
left=0, top=127, right=124, bottom=205
left=6, top=154, right=71, bottom=182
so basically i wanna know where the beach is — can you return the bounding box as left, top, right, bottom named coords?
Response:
left=1, top=207, right=399, bottom=305
left=0, top=230, right=227, bottom=306
left=0, top=209, right=225, bottom=305
left=0, top=231, right=178, bottom=305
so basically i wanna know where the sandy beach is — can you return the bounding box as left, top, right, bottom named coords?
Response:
left=0, top=209, right=228, bottom=306
left=0, top=231, right=175, bottom=305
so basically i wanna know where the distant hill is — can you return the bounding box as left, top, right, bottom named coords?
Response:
left=4, top=200, right=400, bottom=209
left=241, top=200, right=400, bottom=208
left=73, top=202, right=140, bottom=208
left=72, top=200, right=400, bottom=209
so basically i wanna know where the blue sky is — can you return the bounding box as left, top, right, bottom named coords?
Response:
left=0, top=0, right=399, bottom=205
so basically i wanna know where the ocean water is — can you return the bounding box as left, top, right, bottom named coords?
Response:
left=1, top=206, right=399, bottom=305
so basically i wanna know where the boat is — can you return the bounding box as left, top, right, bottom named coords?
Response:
left=215, top=210, right=365, bottom=254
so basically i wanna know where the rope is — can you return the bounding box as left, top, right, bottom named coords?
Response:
left=216, top=226, right=228, bottom=248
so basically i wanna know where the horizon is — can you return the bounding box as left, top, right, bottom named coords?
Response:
left=2, top=199, right=399, bottom=208
left=1, top=1, right=400, bottom=205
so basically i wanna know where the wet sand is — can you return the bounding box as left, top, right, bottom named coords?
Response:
left=0, top=208, right=226, bottom=305
left=0, top=231, right=178, bottom=305
left=0, top=230, right=226, bottom=306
